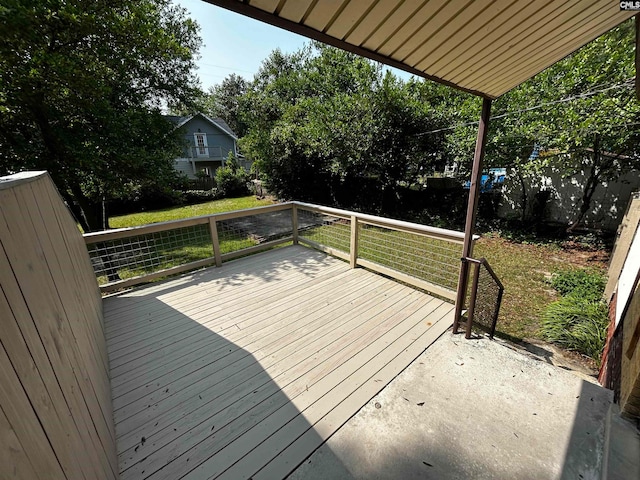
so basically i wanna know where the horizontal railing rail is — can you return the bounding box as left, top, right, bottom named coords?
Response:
left=84, top=201, right=474, bottom=298
left=453, top=257, right=504, bottom=339
left=293, top=202, right=469, bottom=244
left=83, top=203, right=293, bottom=245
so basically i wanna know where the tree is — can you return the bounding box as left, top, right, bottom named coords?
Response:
left=239, top=43, right=449, bottom=212
left=536, top=22, right=639, bottom=230
left=444, top=19, right=640, bottom=228
left=202, top=74, right=249, bottom=137
left=369, top=75, right=450, bottom=201
left=0, top=0, right=201, bottom=231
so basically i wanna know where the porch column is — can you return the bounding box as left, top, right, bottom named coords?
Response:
left=453, top=97, right=492, bottom=334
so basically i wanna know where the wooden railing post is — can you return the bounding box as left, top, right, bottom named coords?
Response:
left=292, top=204, right=299, bottom=245
left=209, top=217, right=222, bottom=267
left=350, top=215, right=359, bottom=269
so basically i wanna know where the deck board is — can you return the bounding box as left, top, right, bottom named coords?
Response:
left=104, top=245, right=454, bottom=480
left=111, top=271, right=384, bottom=412
left=107, top=263, right=356, bottom=361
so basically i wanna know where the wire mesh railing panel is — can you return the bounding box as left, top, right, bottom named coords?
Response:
left=469, top=259, right=504, bottom=338
left=85, top=203, right=468, bottom=295
left=358, top=223, right=461, bottom=292
left=216, top=210, right=293, bottom=258
left=87, top=224, right=212, bottom=285
left=297, top=209, right=351, bottom=255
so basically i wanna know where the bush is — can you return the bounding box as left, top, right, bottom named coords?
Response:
left=540, top=296, right=609, bottom=364
left=108, top=180, right=186, bottom=215
left=551, top=268, right=606, bottom=302
left=215, top=165, right=250, bottom=198
left=182, top=189, right=220, bottom=204
left=541, top=267, right=609, bottom=364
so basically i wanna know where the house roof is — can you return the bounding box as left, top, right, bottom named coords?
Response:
left=164, top=115, right=190, bottom=126
left=203, top=0, right=635, bottom=99
left=166, top=113, right=239, bottom=139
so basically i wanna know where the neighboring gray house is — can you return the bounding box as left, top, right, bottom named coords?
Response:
left=166, top=113, right=249, bottom=179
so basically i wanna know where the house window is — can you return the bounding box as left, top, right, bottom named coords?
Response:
left=194, top=133, right=208, bottom=157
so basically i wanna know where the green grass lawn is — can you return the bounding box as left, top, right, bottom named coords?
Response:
left=91, top=196, right=274, bottom=285
left=109, top=196, right=274, bottom=228
left=474, top=233, right=609, bottom=342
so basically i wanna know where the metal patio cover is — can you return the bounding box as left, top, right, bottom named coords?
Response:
left=204, top=0, right=635, bottom=99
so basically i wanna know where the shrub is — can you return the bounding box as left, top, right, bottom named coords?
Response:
left=183, top=189, right=220, bottom=204
left=109, top=180, right=185, bottom=215
left=540, top=296, right=609, bottom=364
left=215, top=165, right=250, bottom=198
left=550, top=268, right=606, bottom=302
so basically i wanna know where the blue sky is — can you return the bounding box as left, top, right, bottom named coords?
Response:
left=175, top=0, right=308, bottom=90
left=175, top=0, right=413, bottom=91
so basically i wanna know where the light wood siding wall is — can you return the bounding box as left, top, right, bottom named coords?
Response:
left=621, top=282, right=640, bottom=418
left=616, top=195, right=640, bottom=419
left=0, top=172, right=118, bottom=479
left=603, top=193, right=640, bottom=419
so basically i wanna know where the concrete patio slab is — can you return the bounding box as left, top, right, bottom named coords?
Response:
left=288, top=332, right=613, bottom=480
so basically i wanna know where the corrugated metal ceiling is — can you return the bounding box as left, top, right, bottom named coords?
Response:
left=204, top=0, right=635, bottom=98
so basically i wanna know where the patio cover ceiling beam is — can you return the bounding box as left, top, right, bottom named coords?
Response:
left=203, top=0, right=635, bottom=100
left=202, top=0, right=488, bottom=98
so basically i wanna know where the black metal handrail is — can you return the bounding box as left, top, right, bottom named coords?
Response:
left=455, top=256, right=504, bottom=339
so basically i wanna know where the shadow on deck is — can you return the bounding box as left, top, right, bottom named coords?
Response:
left=104, top=245, right=454, bottom=480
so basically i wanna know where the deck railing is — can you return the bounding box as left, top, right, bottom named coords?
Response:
left=186, top=145, right=224, bottom=159
left=453, top=257, right=504, bottom=339
left=294, top=203, right=470, bottom=301
left=84, top=202, right=474, bottom=298
left=84, top=203, right=294, bottom=293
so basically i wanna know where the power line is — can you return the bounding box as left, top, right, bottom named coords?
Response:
left=485, top=121, right=640, bottom=143
left=414, top=80, right=635, bottom=137
left=197, top=62, right=254, bottom=74
left=197, top=72, right=234, bottom=80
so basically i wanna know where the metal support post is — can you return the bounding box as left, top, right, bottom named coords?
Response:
left=453, top=97, right=492, bottom=334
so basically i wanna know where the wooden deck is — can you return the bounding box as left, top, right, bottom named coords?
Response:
left=103, top=245, right=455, bottom=480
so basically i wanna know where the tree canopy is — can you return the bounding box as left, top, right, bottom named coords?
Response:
left=2, top=1, right=635, bottom=232
left=0, top=0, right=201, bottom=231
left=202, top=74, right=249, bottom=137
left=444, top=19, right=640, bottom=227
left=202, top=23, right=638, bottom=226
left=233, top=43, right=452, bottom=212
